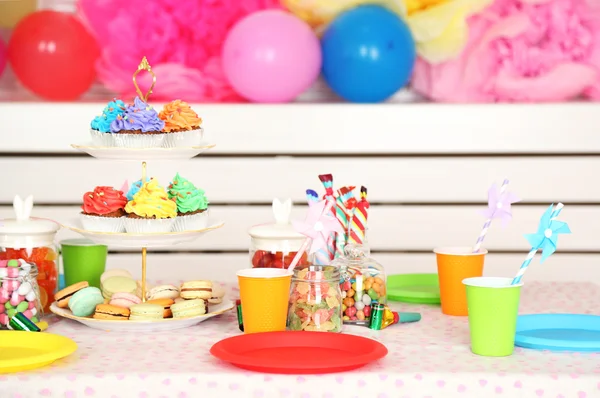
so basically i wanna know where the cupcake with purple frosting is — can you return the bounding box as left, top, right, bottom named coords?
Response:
left=90, top=99, right=126, bottom=146
left=110, top=97, right=166, bottom=148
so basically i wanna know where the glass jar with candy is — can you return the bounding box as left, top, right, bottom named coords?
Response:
left=332, top=244, right=387, bottom=325
left=287, top=264, right=343, bottom=332
left=0, top=196, right=61, bottom=314
left=0, top=260, right=43, bottom=329
left=249, top=198, right=308, bottom=269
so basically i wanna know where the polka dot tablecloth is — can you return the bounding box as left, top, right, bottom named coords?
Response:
left=2, top=281, right=600, bottom=398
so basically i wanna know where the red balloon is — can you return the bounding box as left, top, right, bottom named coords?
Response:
left=8, top=11, right=99, bottom=101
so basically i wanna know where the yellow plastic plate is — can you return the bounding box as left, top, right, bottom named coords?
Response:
left=0, top=331, right=77, bottom=373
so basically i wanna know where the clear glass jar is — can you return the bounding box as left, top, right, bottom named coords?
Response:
left=249, top=198, right=308, bottom=269
left=0, top=261, right=44, bottom=329
left=0, top=196, right=61, bottom=313
left=332, top=244, right=387, bottom=325
left=287, top=264, right=343, bottom=333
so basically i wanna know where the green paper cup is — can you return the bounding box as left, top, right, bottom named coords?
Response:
left=61, top=239, right=108, bottom=289
left=463, top=277, right=523, bottom=357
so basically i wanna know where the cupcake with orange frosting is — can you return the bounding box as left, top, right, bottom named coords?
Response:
left=158, top=100, right=203, bottom=147
left=124, top=178, right=177, bottom=233
left=81, top=186, right=128, bottom=232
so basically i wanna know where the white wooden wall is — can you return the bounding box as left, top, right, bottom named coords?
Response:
left=0, top=102, right=599, bottom=284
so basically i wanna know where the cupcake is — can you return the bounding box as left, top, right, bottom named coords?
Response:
left=81, top=186, right=128, bottom=232
left=158, top=100, right=203, bottom=148
left=124, top=178, right=177, bottom=233
left=168, top=173, right=209, bottom=232
left=110, top=97, right=166, bottom=148
left=90, top=99, right=126, bottom=147
left=125, top=178, right=150, bottom=201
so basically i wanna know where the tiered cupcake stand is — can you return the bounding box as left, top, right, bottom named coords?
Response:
left=50, top=59, right=231, bottom=332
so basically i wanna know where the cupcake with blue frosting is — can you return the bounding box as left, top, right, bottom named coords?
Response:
left=90, top=99, right=126, bottom=146
left=110, top=97, right=166, bottom=148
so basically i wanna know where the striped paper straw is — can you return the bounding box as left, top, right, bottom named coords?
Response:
left=349, top=187, right=369, bottom=244
left=318, top=174, right=337, bottom=261
left=334, top=194, right=352, bottom=258
left=472, top=179, right=510, bottom=253
left=306, top=189, right=331, bottom=265
left=511, top=203, right=564, bottom=285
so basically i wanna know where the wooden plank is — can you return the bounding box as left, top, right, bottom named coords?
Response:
left=2, top=156, right=599, bottom=203
left=1, top=103, right=599, bottom=154
left=101, top=253, right=599, bottom=284
left=1, top=205, right=594, bottom=251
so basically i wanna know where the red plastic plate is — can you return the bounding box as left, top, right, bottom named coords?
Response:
left=210, top=331, right=388, bottom=374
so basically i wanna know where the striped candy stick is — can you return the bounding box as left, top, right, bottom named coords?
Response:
left=318, top=174, right=337, bottom=261
left=349, top=186, right=369, bottom=244
left=511, top=203, right=564, bottom=285
left=306, top=189, right=331, bottom=265
left=334, top=186, right=356, bottom=257
left=473, top=179, right=510, bottom=253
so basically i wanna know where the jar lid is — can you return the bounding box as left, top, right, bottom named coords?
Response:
left=248, top=198, right=305, bottom=252
left=0, top=195, right=61, bottom=249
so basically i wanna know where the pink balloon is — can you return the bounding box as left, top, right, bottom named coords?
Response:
left=222, top=10, right=321, bottom=103
left=0, top=38, right=6, bottom=79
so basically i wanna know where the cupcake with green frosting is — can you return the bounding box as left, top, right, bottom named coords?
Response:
left=167, top=173, right=209, bottom=231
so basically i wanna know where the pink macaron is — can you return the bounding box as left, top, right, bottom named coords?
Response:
left=109, top=292, right=142, bottom=308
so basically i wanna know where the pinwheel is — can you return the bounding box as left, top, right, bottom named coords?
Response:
left=289, top=200, right=344, bottom=270
left=511, top=203, right=571, bottom=285
left=473, top=179, right=520, bottom=253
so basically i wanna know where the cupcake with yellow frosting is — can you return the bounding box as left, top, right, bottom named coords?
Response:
left=124, top=178, right=177, bottom=233
left=158, top=100, right=203, bottom=148
left=168, top=173, right=209, bottom=231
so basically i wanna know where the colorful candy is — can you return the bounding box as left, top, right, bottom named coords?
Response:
left=251, top=250, right=308, bottom=269
left=0, top=260, right=42, bottom=328
left=288, top=266, right=342, bottom=332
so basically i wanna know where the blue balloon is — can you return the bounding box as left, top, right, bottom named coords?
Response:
left=321, top=5, right=416, bottom=103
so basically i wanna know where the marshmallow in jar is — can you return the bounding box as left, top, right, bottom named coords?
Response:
left=0, top=195, right=61, bottom=316
left=248, top=198, right=308, bottom=269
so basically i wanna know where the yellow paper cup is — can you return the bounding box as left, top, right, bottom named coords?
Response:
left=463, top=277, right=523, bottom=357
left=434, top=247, right=486, bottom=316
left=237, top=268, right=292, bottom=334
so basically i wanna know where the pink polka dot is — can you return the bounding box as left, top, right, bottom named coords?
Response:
left=253, top=391, right=264, bottom=398
left=65, top=391, right=76, bottom=398
left=578, top=393, right=587, bottom=398
left=335, top=376, right=344, bottom=384
left=458, top=385, right=467, bottom=393
left=535, top=390, right=544, bottom=396
left=39, top=389, right=52, bottom=396
left=479, top=380, right=488, bottom=387
left=229, top=384, right=240, bottom=390
left=396, top=379, right=404, bottom=388
left=162, top=379, right=171, bottom=386
left=514, top=381, right=523, bottom=389
left=188, top=378, right=197, bottom=385
left=178, top=393, right=188, bottom=398
left=207, top=381, right=217, bottom=388
left=437, top=380, right=445, bottom=387
left=85, top=387, right=95, bottom=396
left=495, top=387, right=503, bottom=394
left=138, top=393, right=148, bottom=398
left=296, top=376, right=306, bottom=383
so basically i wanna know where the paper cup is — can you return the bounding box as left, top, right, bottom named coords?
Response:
left=61, top=239, right=108, bottom=289
left=434, top=247, right=486, bottom=316
left=172, top=211, right=209, bottom=232
left=123, top=217, right=176, bottom=233
left=162, top=128, right=203, bottom=148
left=112, top=133, right=165, bottom=148
left=463, top=277, right=522, bottom=357
left=237, top=268, right=292, bottom=334
left=80, top=214, right=125, bottom=233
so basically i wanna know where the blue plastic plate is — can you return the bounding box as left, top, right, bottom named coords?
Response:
left=515, top=314, right=600, bottom=352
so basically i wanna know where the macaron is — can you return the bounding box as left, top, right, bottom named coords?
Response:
left=54, top=281, right=89, bottom=308
left=180, top=280, right=212, bottom=300
left=109, top=292, right=141, bottom=309
left=102, top=276, right=137, bottom=299
left=100, top=269, right=133, bottom=283
left=93, top=304, right=130, bottom=321
left=146, top=298, right=175, bottom=318
left=147, top=284, right=179, bottom=300
left=129, top=303, right=164, bottom=321
left=171, top=298, right=207, bottom=318
left=68, top=287, right=104, bottom=317
left=135, top=280, right=153, bottom=299
left=208, top=286, right=225, bottom=305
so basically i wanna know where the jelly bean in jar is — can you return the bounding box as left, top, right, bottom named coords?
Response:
left=248, top=198, right=308, bottom=269
left=332, top=245, right=387, bottom=325
left=0, top=260, right=44, bottom=328
left=287, top=265, right=343, bottom=332
left=0, top=196, right=61, bottom=313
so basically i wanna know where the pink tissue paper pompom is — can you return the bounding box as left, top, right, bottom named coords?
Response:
left=78, top=0, right=282, bottom=102
left=412, top=0, right=600, bottom=102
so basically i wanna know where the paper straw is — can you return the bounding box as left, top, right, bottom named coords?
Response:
left=307, top=189, right=331, bottom=265
left=318, top=174, right=337, bottom=261
left=334, top=195, right=349, bottom=258
left=349, top=186, right=369, bottom=244
left=287, top=201, right=335, bottom=272
left=511, top=203, right=564, bottom=285
left=472, top=179, right=509, bottom=253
